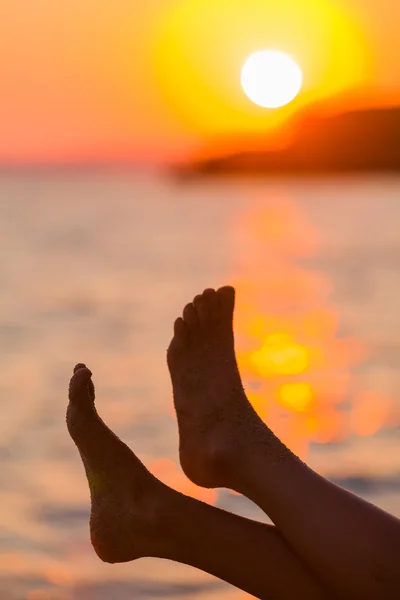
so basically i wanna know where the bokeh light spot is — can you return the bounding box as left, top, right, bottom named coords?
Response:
left=251, top=333, right=309, bottom=376
left=279, top=382, right=314, bottom=412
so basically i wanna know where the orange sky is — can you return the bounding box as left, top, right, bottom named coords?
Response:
left=0, top=0, right=399, bottom=163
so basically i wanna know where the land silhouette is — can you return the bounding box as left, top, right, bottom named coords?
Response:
left=174, top=106, right=400, bottom=176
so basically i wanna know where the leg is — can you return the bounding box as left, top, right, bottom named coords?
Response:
left=167, top=287, right=400, bottom=600
left=67, top=365, right=330, bottom=600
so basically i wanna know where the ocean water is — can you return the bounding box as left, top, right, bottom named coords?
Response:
left=0, top=171, right=399, bottom=600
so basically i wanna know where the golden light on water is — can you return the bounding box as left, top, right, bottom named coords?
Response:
left=150, top=458, right=217, bottom=505
left=280, top=382, right=314, bottom=413
left=229, top=197, right=394, bottom=459
left=250, top=332, right=309, bottom=376
left=241, top=50, right=303, bottom=108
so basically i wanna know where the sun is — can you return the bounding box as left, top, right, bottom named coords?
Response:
left=241, top=50, right=303, bottom=109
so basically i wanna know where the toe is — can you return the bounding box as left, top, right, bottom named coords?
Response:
left=217, top=286, right=235, bottom=312
left=203, top=288, right=218, bottom=315
left=69, top=366, right=95, bottom=408
left=174, top=317, right=187, bottom=338
left=167, top=318, right=189, bottom=364
left=203, top=288, right=217, bottom=299
left=216, top=286, right=235, bottom=325
left=183, top=302, right=198, bottom=329
left=193, top=289, right=217, bottom=326
left=193, top=293, right=208, bottom=326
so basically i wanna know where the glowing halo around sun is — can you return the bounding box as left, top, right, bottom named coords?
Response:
left=152, top=0, right=370, bottom=139
left=241, top=50, right=303, bottom=109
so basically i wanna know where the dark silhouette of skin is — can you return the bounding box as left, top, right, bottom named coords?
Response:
left=67, top=365, right=329, bottom=599
left=67, top=286, right=400, bottom=600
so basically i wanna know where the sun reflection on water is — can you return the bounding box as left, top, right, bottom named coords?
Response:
left=229, top=197, right=393, bottom=457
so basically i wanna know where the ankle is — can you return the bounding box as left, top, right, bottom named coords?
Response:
left=235, top=432, right=303, bottom=496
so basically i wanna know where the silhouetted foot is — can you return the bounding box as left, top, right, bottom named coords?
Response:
left=67, top=364, right=166, bottom=563
left=167, top=287, right=265, bottom=490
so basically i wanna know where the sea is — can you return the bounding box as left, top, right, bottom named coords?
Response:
left=0, top=170, right=399, bottom=600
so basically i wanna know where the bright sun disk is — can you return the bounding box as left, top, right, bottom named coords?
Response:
left=241, top=50, right=303, bottom=109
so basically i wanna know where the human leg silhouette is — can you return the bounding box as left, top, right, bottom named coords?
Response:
left=67, top=364, right=330, bottom=600
left=167, top=286, right=400, bottom=600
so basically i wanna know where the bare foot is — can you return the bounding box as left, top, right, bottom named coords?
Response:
left=167, top=287, right=268, bottom=490
left=67, top=364, right=168, bottom=563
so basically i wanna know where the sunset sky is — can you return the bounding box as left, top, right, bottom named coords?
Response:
left=1, top=0, right=399, bottom=163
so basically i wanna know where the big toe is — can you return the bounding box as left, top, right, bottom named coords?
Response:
left=69, top=365, right=94, bottom=403
left=67, top=365, right=106, bottom=453
left=216, top=286, right=235, bottom=325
